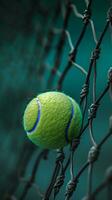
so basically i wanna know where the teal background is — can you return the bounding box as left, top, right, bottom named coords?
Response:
left=0, top=0, right=112, bottom=199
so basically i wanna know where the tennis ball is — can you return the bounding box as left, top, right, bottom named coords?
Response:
left=23, top=91, right=82, bottom=149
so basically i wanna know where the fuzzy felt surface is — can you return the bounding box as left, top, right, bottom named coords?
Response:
left=24, top=91, right=82, bottom=149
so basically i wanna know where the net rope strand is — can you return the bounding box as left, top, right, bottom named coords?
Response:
left=86, top=58, right=98, bottom=199
left=47, top=0, right=71, bottom=89
left=20, top=178, right=44, bottom=198
left=52, top=28, right=88, bottom=76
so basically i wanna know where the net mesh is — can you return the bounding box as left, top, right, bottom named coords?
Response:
left=1, top=0, right=112, bottom=200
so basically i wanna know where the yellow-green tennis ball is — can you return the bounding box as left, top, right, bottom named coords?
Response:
left=23, top=91, right=82, bottom=149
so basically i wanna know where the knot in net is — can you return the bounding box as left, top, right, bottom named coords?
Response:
left=71, top=138, right=80, bottom=151
left=88, top=146, right=99, bottom=163
left=88, top=103, right=99, bottom=120
left=83, top=9, right=91, bottom=23
left=65, top=179, right=78, bottom=198
left=80, top=83, right=89, bottom=99
left=56, top=149, right=65, bottom=164
left=54, top=174, right=65, bottom=195
left=91, top=48, right=100, bottom=61
left=69, top=49, right=77, bottom=62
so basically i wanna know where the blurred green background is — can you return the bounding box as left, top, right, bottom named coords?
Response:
left=0, top=0, right=112, bottom=199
